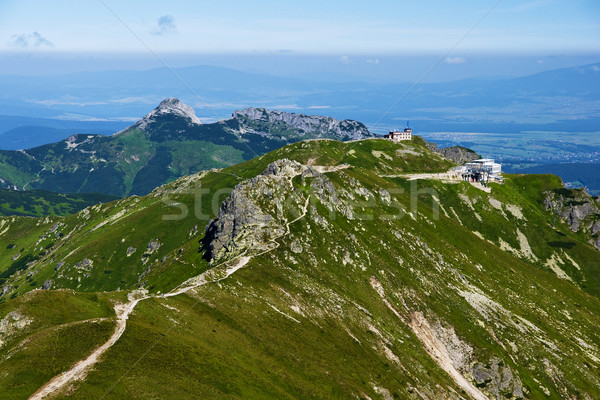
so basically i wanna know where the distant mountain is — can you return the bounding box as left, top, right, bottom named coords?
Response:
left=0, top=116, right=129, bottom=150
left=1, top=62, right=598, bottom=146
left=0, top=99, right=375, bottom=196
left=1, top=138, right=599, bottom=399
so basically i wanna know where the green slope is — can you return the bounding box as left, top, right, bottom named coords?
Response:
left=0, top=189, right=117, bottom=217
left=1, top=137, right=599, bottom=399
left=0, top=101, right=374, bottom=197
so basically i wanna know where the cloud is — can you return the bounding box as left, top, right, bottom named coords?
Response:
left=152, top=15, right=177, bottom=35
left=444, top=56, right=467, bottom=65
left=339, top=55, right=351, bottom=65
left=366, top=58, right=380, bottom=64
left=9, top=32, right=53, bottom=48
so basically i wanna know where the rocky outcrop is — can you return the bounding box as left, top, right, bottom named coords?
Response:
left=203, top=159, right=313, bottom=262
left=132, top=98, right=201, bottom=131
left=471, top=360, right=524, bottom=399
left=544, top=189, right=600, bottom=250
left=232, top=107, right=374, bottom=141
left=427, top=142, right=480, bottom=164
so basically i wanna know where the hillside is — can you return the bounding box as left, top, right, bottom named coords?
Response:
left=0, top=189, right=117, bottom=217
left=0, top=99, right=375, bottom=197
left=1, top=137, right=599, bottom=399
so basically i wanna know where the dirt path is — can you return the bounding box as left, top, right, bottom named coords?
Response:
left=29, top=194, right=311, bottom=400
left=29, top=292, right=148, bottom=400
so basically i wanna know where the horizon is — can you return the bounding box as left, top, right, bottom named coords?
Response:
left=1, top=0, right=599, bottom=82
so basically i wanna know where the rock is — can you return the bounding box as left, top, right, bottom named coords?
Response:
left=126, top=246, right=137, bottom=257
left=232, top=108, right=374, bottom=141
left=133, top=98, right=201, bottom=131
left=203, top=159, right=306, bottom=262
left=49, top=222, right=61, bottom=233
left=545, top=189, right=600, bottom=249
left=11, top=253, right=20, bottom=261
left=42, top=279, right=52, bottom=290
left=426, top=141, right=480, bottom=164
left=471, top=360, right=524, bottom=399
left=591, top=220, right=600, bottom=235
left=75, top=258, right=93, bottom=270
left=55, top=261, right=65, bottom=271
left=290, top=239, right=303, bottom=254
left=146, top=240, right=161, bottom=254
left=262, top=159, right=304, bottom=177
left=1, top=284, right=12, bottom=297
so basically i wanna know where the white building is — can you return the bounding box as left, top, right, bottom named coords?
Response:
left=457, top=158, right=503, bottom=184
left=465, top=159, right=502, bottom=174
left=384, top=128, right=412, bottom=142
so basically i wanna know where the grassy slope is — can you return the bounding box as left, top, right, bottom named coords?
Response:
left=0, top=189, right=117, bottom=217
left=0, top=290, right=118, bottom=399
left=0, top=137, right=599, bottom=399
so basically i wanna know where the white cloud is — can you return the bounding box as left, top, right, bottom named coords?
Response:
left=9, top=32, right=53, bottom=48
left=444, top=56, right=467, bottom=64
left=152, top=15, right=177, bottom=35
left=340, top=55, right=351, bottom=64
left=366, top=58, right=380, bottom=64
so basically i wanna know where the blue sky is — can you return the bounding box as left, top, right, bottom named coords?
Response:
left=1, top=0, right=599, bottom=54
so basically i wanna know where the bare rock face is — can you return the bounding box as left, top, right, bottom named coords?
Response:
left=591, top=220, right=600, bottom=235
left=134, top=98, right=201, bottom=131
left=232, top=107, right=374, bottom=141
left=471, top=360, right=524, bottom=399
left=42, top=279, right=52, bottom=290
left=544, top=189, right=600, bottom=250
left=203, top=159, right=310, bottom=262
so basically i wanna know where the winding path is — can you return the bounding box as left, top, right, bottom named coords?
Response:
left=29, top=194, right=311, bottom=400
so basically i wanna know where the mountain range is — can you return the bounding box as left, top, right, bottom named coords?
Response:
left=0, top=62, right=598, bottom=144
left=0, top=99, right=375, bottom=197
left=0, top=136, right=599, bottom=399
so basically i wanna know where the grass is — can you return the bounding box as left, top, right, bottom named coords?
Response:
left=0, top=137, right=599, bottom=398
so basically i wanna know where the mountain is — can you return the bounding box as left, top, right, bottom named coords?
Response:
left=1, top=137, right=599, bottom=399
left=0, top=116, right=129, bottom=151
left=1, top=61, right=599, bottom=149
left=0, top=99, right=375, bottom=197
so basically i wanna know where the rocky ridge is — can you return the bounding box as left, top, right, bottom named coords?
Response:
left=232, top=107, right=374, bottom=141
left=204, top=159, right=317, bottom=262
left=427, top=141, right=480, bottom=164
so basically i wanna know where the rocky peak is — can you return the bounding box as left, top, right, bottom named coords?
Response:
left=203, top=159, right=315, bottom=262
left=232, top=107, right=373, bottom=141
left=134, top=98, right=201, bottom=131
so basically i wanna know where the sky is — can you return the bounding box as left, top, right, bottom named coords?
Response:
left=0, top=0, right=599, bottom=77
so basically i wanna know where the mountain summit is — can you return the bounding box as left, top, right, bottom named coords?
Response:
left=132, top=97, right=202, bottom=131
left=0, top=100, right=375, bottom=196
